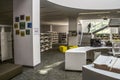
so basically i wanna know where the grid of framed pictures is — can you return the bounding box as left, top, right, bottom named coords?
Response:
left=14, top=15, right=32, bottom=37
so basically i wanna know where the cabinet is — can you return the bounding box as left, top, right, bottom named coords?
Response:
left=40, top=33, right=52, bottom=52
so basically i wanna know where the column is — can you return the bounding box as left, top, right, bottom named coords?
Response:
left=68, top=16, right=80, bottom=46
left=13, top=0, right=40, bottom=67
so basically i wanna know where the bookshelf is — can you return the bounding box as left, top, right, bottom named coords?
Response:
left=40, top=33, right=52, bottom=52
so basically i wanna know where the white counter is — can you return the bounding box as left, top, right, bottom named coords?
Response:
left=66, top=46, right=111, bottom=53
left=83, top=64, right=120, bottom=80
left=65, top=46, right=111, bottom=71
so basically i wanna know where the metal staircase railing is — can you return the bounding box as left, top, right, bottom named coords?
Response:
left=90, top=20, right=109, bottom=34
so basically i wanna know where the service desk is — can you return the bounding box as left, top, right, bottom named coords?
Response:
left=65, top=46, right=111, bottom=71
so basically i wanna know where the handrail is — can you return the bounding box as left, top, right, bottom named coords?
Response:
left=90, top=20, right=109, bottom=33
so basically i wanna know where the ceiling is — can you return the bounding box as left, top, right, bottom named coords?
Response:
left=0, top=0, right=120, bottom=25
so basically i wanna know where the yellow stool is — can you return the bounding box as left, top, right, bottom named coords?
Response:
left=69, top=45, right=78, bottom=49
left=59, top=46, right=67, bottom=53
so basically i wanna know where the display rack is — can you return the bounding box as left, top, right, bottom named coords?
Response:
left=40, top=33, right=52, bottom=52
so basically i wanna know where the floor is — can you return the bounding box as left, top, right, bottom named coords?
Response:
left=11, top=49, right=82, bottom=80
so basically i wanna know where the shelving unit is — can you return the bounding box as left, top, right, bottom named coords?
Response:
left=112, top=34, right=120, bottom=41
left=40, top=33, right=52, bottom=52
left=94, top=34, right=110, bottom=41
left=95, top=33, right=120, bottom=42
left=48, top=31, right=59, bottom=44
left=59, top=33, right=67, bottom=45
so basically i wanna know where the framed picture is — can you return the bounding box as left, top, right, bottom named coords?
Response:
left=15, top=17, right=19, bottom=22
left=15, top=30, right=20, bottom=35
left=14, top=23, right=19, bottom=29
left=20, top=22, right=25, bottom=29
left=26, top=16, right=30, bottom=21
left=21, top=31, right=25, bottom=37
left=27, top=22, right=32, bottom=28
left=26, top=29, right=30, bottom=35
left=20, top=15, right=25, bottom=20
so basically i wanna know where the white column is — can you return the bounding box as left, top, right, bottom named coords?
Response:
left=50, top=25, right=53, bottom=32
left=13, top=0, right=40, bottom=67
left=68, top=16, right=79, bottom=46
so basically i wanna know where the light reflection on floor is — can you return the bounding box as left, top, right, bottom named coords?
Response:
left=38, top=61, right=64, bottom=75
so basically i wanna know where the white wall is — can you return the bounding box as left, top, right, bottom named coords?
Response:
left=48, top=0, right=120, bottom=10
left=52, top=25, right=68, bottom=33
left=40, top=25, right=50, bottom=33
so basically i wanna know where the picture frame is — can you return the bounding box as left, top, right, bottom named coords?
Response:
left=26, top=16, right=30, bottom=21
left=14, top=23, right=19, bottom=29
left=21, top=31, right=25, bottom=37
left=20, top=22, right=25, bottom=29
left=15, top=17, right=19, bottom=22
left=20, top=15, right=25, bottom=20
left=15, top=30, right=20, bottom=35
left=27, top=22, right=32, bottom=28
left=26, top=29, right=30, bottom=35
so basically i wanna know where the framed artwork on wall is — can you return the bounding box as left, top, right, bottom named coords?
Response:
left=20, top=31, right=25, bottom=37
left=27, top=22, right=32, bottom=28
left=20, top=22, right=25, bottom=29
left=15, top=17, right=19, bottom=22
left=26, top=16, right=30, bottom=21
left=26, top=29, right=30, bottom=35
left=20, top=15, right=25, bottom=20
left=15, top=30, right=20, bottom=35
left=14, top=23, right=19, bottom=29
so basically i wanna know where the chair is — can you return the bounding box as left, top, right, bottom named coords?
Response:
left=112, top=42, right=120, bottom=57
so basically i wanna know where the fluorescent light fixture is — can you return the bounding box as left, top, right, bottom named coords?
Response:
left=79, top=11, right=110, bottom=15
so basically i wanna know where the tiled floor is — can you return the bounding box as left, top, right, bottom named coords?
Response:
left=11, top=49, right=82, bottom=80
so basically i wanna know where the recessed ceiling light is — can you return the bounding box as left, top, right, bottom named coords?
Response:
left=79, top=11, right=110, bottom=15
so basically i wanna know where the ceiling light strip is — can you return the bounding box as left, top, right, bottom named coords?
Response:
left=79, top=12, right=110, bottom=15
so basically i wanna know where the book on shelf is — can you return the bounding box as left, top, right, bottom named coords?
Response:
left=93, top=55, right=120, bottom=73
